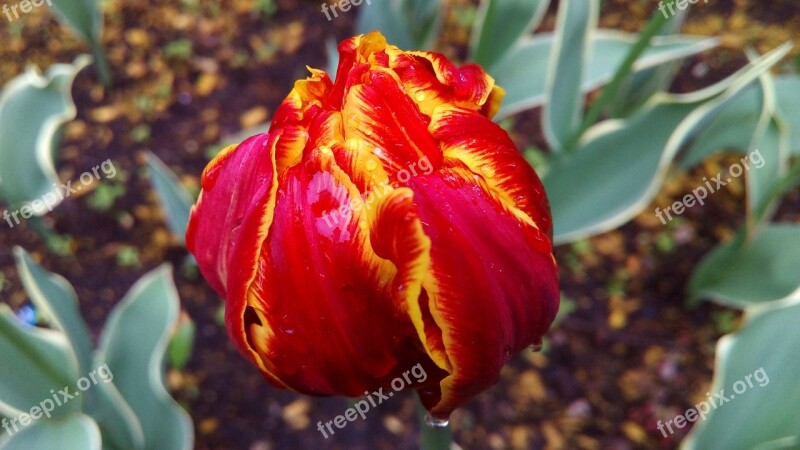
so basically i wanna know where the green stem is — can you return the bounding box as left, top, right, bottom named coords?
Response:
left=90, top=41, right=112, bottom=88
left=416, top=394, right=452, bottom=450
left=565, top=1, right=672, bottom=152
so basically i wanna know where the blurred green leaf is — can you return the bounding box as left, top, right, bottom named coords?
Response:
left=545, top=44, right=790, bottom=244
left=356, top=0, right=443, bottom=50
left=95, top=266, right=193, bottom=450
left=48, top=0, right=110, bottom=85
left=167, top=314, right=195, bottom=371
left=145, top=152, right=195, bottom=245
left=13, top=247, right=92, bottom=376
left=682, top=296, right=800, bottom=449
left=688, top=225, right=800, bottom=308
left=0, top=413, right=101, bottom=450
left=543, top=0, right=598, bottom=152
left=494, top=31, right=718, bottom=119
left=0, top=305, right=79, bottom=418
left=469, top=0, right=550, bottom=69
left=0, top=56, right=90, bottom=211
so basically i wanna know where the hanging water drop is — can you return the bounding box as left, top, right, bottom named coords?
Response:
left=530, top=340, right=543, bottom=352
left=424, top=412, right=450, bottom=429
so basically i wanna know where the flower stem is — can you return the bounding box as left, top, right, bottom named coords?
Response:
left=415, top=395, right=452, bottom=450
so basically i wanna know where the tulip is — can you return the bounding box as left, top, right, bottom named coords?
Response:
left=186, top=31, right=559, bottom=420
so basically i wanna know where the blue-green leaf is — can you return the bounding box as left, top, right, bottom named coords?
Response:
left=0, top=56, right=90, bottom=211
left=543, top=0, right=598, bottom=152
left=0, top=413, right=101, bottom=450
left=356, top=0, right=443, bottom=50
left=13, top=247, right=92, bottom=376
left=95, top=266, right=193, bottom=450
left=545, top=44, right=791, bottom=244
left=469, top=0, right=549, bottom=69
left=48, top=0, right=102, bottom=43
left=688, top=225, right=800, bottom=308
left=494, top=31, right=718, bottom=119
left=681, top=295, right=800, bottom=449
left=145, top=153, right=195, bottom=245
left=0, top=306, right=79, bottom=418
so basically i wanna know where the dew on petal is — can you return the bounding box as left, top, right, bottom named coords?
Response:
left=366, top=160, right=378, bottom=171
left=424, top=413, right=450, bottom=429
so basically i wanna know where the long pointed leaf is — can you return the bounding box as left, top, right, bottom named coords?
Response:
left=543, top=0, right=598, bottom=152
left=95, top=266, right=193, bottom=450
left=470, top=0, right=550, bottom=69
left=494, top=31, right=718, bottom=119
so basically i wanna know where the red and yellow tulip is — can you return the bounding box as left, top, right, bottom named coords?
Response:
left=186, top=31, right=559, bottom=419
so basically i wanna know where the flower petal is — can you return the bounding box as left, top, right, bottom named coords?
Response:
left=240, top=149, right=443, bottom=395
left=431, top=107, right=553, bottom=239
left=408, top=164, right=559, bottom=417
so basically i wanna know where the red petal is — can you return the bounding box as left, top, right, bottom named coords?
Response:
left=238, top=150, right=442, bottom=395
left=431, top=107, right=553, bottom=239
left=408, top=164, right=559, bottom=417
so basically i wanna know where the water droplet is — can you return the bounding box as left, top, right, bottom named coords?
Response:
left=530, top=339, right=543, bottom=352
left=319, top=146, right=332, bottom=155
left=424, top=413, right=450, bottom=429
left=414, top=91, right=427, bottom=102
left=366, top=160, right=378, bottom=171
left=364, top=128, right=374, bottom=137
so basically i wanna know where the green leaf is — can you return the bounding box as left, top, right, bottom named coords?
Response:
left=95, top=266, right=193, bottom=450
left=544, top=44, right=791, bottom=244
left=145, top=152, right=195, bottom=245
left=680, top=69, right=790, bottom=227
left=48, top=0, right=102, bottom=43
left=688, top=225, right=800, bottom=308
left=0, top=306, right=79, bottom=418
left=494, top=31, right=718, bottom=120
left=356, top=0, right=443, bottom=50
left=13, top=248, right=92, bottom=376
left=166, top=314, right=195, bottom=371
left=0, top=56, right=90, bottom=211
left=48, top=0, right=110, bottom=86
left=610, top=6, right=689, bottom=117
left=469, top=0, right=550, bottom=69
left=681, top=296, right=800, bottom=449
left=773, top=75, right=800, bottom=155
left=11, top=252, right=146, bottom=450
left=543, top=0, right=598, bottom=152
left=0, top=413, right=101, bottom=450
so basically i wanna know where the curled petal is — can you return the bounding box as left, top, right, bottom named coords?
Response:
left=408, top=165, right=559, bottom=417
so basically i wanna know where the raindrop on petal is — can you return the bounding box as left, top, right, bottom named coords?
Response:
left=424, top=413, right=450, bottom=429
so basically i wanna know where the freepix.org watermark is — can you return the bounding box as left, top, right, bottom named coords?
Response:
left=1, top=364, right=114, bottom=437
left=321, top=154, right=433, bottom=229
left=655, top=148, right=764, bottom=225
left=656, top=367, right=769, bottom=437
left=3, top=0, right=52, bottom=22
left=316, top=363, right=428, bottom=439
left=658, top=0, right=709, bottom=19
left=321, top=0, right=371, bottom=21
left=2, top=159, right=117, bottom=229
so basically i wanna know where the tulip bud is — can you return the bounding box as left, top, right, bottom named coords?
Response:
left=187, top=31, right=559, bottom=420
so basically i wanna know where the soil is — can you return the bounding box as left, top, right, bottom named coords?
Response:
left=1, top=0, right=799, bottom=449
